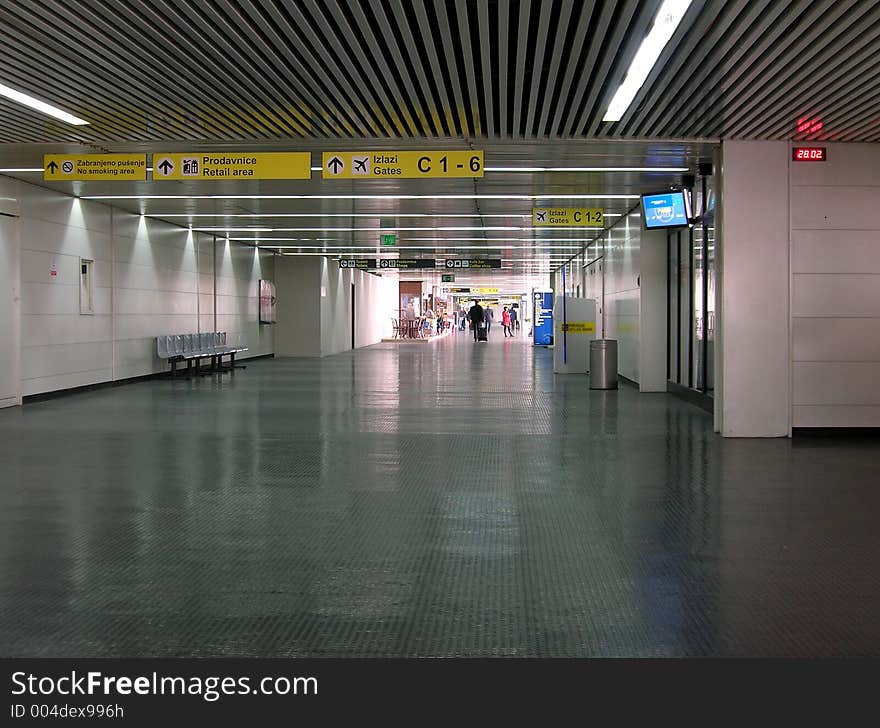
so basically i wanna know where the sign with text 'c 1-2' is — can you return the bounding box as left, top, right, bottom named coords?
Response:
left=444, top=259, right=501, bottom=269
left=533, top=208, right=604, bottom=226
left=44, top=154, right=147, bottom=181
left=152, top=152, right=311, bottom=180
left=339, top=259, right=377, bottom=270
left=322, top=151, right=483, bottom=179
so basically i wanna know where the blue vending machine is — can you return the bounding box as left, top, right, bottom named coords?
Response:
left=533, top=290, right=553, bottom=346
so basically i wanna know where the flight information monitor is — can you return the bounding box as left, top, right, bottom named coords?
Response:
left=641, top=191, right=690, bottom=229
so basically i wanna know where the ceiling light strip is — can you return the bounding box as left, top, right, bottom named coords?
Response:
left=0, top=82, right=90, bottom=125
left=81, top=194, right=640, bottom=201
left=603, top=0, right=693, bottom=122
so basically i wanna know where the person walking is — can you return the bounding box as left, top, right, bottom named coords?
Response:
left=484, top=305, right=494, bottom=335
left=510, top=305, right=519, bottom=334
left=467, top=300, right=485, bottom=342
left=501, top=306, right=513, bottom=337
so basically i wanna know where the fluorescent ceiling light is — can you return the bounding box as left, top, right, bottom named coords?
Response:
left=194, top=227, right=274, bottom=232
left=81, top=194, right=640, bottom=201
left=0, top=82, right=90, bottom=125
left=485, top=166, right=689, bottom=172
left=148, top=213, right=534, bottom=219
left=256, top=244, right=585, bottom=250
left=196, top=226, right=604, bottom=233
left=603, top=0, right=693, bottom=122
left=0, top=167, right=43, bottom=173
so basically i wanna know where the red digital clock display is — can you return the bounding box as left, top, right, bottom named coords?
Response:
left=793, top=147, right=827, bottom=161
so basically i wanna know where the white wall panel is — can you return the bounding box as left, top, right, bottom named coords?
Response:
left=21, top=342, right=114, bottom=380
left=792, top=318, right=880, bottom=362
left=16, top=189, right=111, bottom=232
left=791, top=186, right=880, bottom=230
left=114, top=288, right=199, bottom=316
left=793, top=362, right=880, bottom=405
left=21, top=313, right=111, bottom=348
left=21, top=281, right=78, bottom=315
left=113, top=263, right=199, bottom=294
left=114, top=314, right=199, bottom=340
left=115, top=338, right=165, bottom=379
left=792, top=229, right=880, bottom=274
left=793, top=405, right=880, bottom=428
left=790, top=143, right=880, bottom=188
left=792, top=274, right=880, bottom=317
left=788, top=142, right=880, bottom=427
left=21, top=369, right=113, bottom=397
left=11, top=178, right=273, bottom=397
left=21, top=218, right=112, bottom=261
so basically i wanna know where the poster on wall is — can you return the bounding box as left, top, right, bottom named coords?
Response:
left=259, top=280, right=276, bottom=324
left=533, top=291, right=553, bottom=346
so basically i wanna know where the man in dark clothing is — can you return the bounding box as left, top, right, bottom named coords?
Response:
left=467, top=300, right=485, bottom=342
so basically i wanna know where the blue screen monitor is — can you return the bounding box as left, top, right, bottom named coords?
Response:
left=641, top=191, right=690, bottom=229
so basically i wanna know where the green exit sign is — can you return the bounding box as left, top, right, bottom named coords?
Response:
left=381, top=233, right=396, bottom=246
left=442, top=274, right=455, bottom=282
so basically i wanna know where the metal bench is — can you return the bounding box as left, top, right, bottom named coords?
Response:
left=156, top=332, right=249, bottom=376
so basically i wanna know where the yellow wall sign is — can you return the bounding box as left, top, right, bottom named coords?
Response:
left=44, top=154, right=147, bottom=181
left=474, top=288, right=499, bottom=294
left=558, top=321, right=596, bottom=334
left=322, top=151, right=483, bottom=179
left=533, top=208, right=604, bottom=227
left=152, top=152, right=311, bottom=180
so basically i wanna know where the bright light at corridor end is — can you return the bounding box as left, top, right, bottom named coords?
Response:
left=0, top=82, right=89, bottom=126
left=603, top=0, right=692, bottom=122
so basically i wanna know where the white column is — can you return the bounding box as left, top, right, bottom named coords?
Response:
left=0, top=191, right=21, bottom=407
left=719, top=141, right=791, bottom=437
left=639, top=228, right=668, bottom=392
left=275, top=256, right=322, bottom=357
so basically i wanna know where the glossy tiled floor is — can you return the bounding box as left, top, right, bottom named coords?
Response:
left=1, top=330, right=879, bottom=657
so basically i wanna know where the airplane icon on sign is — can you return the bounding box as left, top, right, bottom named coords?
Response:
left=353, top=156, right=369, bottom=174
left=535, top=210, right=547, bottom=222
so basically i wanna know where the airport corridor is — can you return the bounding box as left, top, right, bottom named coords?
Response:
left=0, top=335, right=878, bottom=657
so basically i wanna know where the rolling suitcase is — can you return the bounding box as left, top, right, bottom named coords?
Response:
left=477, top=322, right=488, bottom=341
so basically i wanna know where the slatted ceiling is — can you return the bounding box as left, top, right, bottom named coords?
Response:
left=2, top=0, right=880, bottom=143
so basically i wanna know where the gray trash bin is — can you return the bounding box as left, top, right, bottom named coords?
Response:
left=590, top=339, right=618, bottom=390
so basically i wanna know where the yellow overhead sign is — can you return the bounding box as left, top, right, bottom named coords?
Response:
left=322, top=150, right=483, bottom=179
left=533, top=208, right=604, bottom=227
left=44, top=154, right=147, bottom=181
left=152, top=152, right=311, bottom=180
left=558, top=321, right=596, bottom=334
